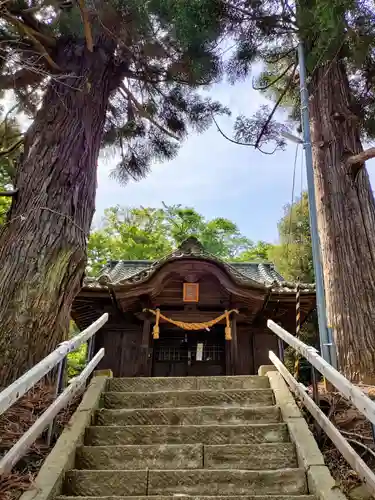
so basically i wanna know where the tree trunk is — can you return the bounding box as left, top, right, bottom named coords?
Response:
left=0, top=39, right=115, bottom=386
left=310, top=59, right=375, bottom=383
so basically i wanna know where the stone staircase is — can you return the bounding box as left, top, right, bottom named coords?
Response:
left=57, top=375, right=316, bottom=500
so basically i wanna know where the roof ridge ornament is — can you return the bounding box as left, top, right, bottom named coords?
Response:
left=178, top=236, right=205, bottom=255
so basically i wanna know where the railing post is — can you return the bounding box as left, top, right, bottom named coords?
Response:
left=277, top=337, right=285, bottom=363
left=87, top=335, right=95, bottom=363
left=311, top=365, right=320, bottom=406
left=46, top=356, right=67, bottom=446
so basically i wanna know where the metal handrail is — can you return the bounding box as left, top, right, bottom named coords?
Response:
left=0, top=349, right=105, bottom=476
left=0, top=313, right=108, bottom=415
left=269, top=350, right=375, bottom=493
left=0, top=313, right=108, bottom=475
left=267, top=319, right=375, bottom=425
left=267, top=319, right=375, bottom=494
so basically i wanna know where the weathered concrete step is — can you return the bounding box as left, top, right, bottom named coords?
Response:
left=76, top=443, right=296, bottom=470
left=103, top=389, right=275, bottom=409
left=63, top=470, right=147, bottom=496
left=57, top=496, right=315, bottom=500
left=76, top=444, right=203, bottom=470
left=107, top=375, right=270, bottom=392
left=64, top=469, right=307, bottom=496
left=85, top=424, right=289, bottom=445
left=96, top=405, right=281, bottom=426
left=149, top=469, right=308, bottom=495
left=205, top=444, right=297, bottom=470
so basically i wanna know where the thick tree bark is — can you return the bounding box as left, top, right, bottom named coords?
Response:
left=0, top=39, right=115, bottom=386
left=309, top=60, right=375, bottom=383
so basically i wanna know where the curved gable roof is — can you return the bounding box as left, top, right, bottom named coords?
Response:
left=84, top=237, right=315, bottom=294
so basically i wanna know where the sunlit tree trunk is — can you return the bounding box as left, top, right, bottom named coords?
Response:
left=310, top=59, right=375, bottom=383
left=0, top=39, right=115, bottom=386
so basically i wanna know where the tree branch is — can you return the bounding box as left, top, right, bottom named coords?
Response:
left=77, top=0, right=94, bottom=52
left=253, top=61, right=294, bottom=91
left=254, top=61, right=297, bottom=149
left=0, top=138, right=23, bottom=158
left=347, top=148, right=375, bottom=166
left=212, top=116, right=277, bottom=155
left=120, top=85, right=180, bottom=140
left=2, top=10, right=60, bottom=71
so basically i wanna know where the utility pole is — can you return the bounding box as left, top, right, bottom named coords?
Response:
left=297, top=41, right=337, bottom=368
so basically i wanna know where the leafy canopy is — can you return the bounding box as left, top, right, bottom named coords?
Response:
left=0, top=0, right=230, bottom=181
left=87, top=204, right=269, bottom=275
left=268, top=191, right=313, bottom=283
left=216, top=0, right=375, bottom=149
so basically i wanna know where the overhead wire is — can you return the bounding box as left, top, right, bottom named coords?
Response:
left=286, top=143, right=299, bottom=257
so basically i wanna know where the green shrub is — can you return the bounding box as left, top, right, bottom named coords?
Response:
left=67, top=342, right=87, bottom=378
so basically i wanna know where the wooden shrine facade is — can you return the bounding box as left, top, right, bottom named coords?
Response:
left=72, top=237, right=316, bottom=377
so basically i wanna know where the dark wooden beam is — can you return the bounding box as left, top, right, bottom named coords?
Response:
left=230, top=315, right=238, bottom=376
left=139, top=318, right=152, bottom=376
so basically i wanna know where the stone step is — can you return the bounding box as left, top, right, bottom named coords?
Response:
left=205, top=444, right=297, bottom=470
left=76, top=443, right=297, bottom=470
left=103, top=389, right=275, bottom=409
left=149, top=469, right=308, bottom=496
left=85, top=423, right=289, bottom=446
left=107, top=376, right=270, bottom=392
left=95, top=405, right=281, bottom=426
left=64, top=469, right=307, bottom=496
left=58, top=497, right=315, bottom=500
left=76, top=444, right=203, bottom=470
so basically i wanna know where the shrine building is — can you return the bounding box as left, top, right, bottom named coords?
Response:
left=71, top=237, right=316, bottom=377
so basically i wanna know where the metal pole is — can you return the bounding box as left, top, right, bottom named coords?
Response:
left=297, top=41, right=337, bottom=368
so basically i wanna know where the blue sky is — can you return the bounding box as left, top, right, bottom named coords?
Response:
left=95, top=76, right=375, bottom=244
left=95, top=77, right=302, bottom=244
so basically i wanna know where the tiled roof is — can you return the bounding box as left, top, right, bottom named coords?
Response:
left=84, top=237, right=315, bottom=293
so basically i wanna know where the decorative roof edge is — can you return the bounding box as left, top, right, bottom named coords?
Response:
left=84, top=237, right=316, bottom=294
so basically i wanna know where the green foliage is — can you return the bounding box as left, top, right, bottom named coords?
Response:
left=87, top=204, right=270, bottom=275
left=269, top=192, right=314, bottom=283
left=67, top=343, right=87, bottom=378
left=224, top=0, right=375, bottom=145
left=0, top=0, right=230, bottom=182
left=66, top=320, right=87, bottom=378
left=233, top=241, right=273, bottom=262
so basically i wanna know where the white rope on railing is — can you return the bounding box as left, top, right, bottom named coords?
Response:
left=269, top=350, right=375, bottom=494
left=0, top=348, right=105, bottom=476
left=0, top=313, right=108, bottom=415
left=267, top=319, right=375, bottom=426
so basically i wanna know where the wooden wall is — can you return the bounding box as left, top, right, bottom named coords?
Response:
left=252, top=328, right=278, bottom=373
left=234, top=325, right=278, bottom=375
left=94, top=323, right=279, bottom=377
left=95, top=321, right=144, bottom=377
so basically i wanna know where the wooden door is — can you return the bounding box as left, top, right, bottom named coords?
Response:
left=152, top=327, right=226, bottom=377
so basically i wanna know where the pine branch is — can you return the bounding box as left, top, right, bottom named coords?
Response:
left=77, top=0, right=94, bottom=52
left=254, top=61, right=297, bottom=149
left=212, top=116, right=277, bottom=155
left=253, top=61, right=295, bottom=91
left=2, top=10, right=60, bottom=71
left=120, top=85, right=180, bottom=141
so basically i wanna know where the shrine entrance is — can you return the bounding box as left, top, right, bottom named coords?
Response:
left=152, top=325, right=226, bottom=377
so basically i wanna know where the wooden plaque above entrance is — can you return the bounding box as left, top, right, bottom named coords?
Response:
left=183, top=282, right=199, bottom=302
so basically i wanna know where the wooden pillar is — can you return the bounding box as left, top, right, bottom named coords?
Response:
left=249, top=330, right=255, bottom=375
left=225, top=339, right=232, bottom=375
left=230, top=316, right=238, bottom=375
left=139, top=318, right=152, bottom=376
